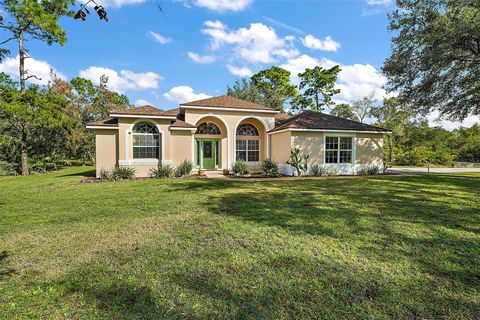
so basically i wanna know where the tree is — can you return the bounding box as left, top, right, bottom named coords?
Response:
left=296, top=65, right=341, bottom=112
left=250, top=66, right=298, bottom=111
left=0, top=0, right=74, bottom=93
left=351, top=92, right=376, bottom=123
left=0, top=73, right=69, bottom=175
left=330, top=103, right=359, bottom=121
left=226, top=79, right=267, bottom=107
left=370, top=97, right=415, bottom=162
left=383, top=0, right=480, bottom=121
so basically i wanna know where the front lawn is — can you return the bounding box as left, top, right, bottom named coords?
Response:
left=1, top=167, right=479, bottom=319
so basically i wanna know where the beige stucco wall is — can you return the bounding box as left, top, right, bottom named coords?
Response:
left=94, top=129, right=118, bottom=177
left=270, top=131, right=291, bottom=163
left=171, top=131, right=194, bottom=166
left=184, top=108, right=276, bottom=169
left=291, top=131, right=324, bottom=165
left=356, top=133, right=384, bottom=165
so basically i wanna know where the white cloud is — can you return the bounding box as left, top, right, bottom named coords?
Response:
left=366, top=0, right=391, bottom=5
left=193, top=0, right=252, bottom=12
left=79, top=67, right=161, bottom=93
left=226, top=64, right=252, bottom=77
left=301, top=34, right=341, bottom=52
left=201, top=20, right=299, bottom=64
left=188, top=52, right=217, bottom=64
left=281, top=54, right=389, bottom=103
left=163, top=86, right=211, bottom=103
left=0, top=55, right=65, bottom=86
left=426, top=111, right=480, bottom=131
left=134, top=99, right=151, bottom=106
left=149, top=31, right=171, bottom=44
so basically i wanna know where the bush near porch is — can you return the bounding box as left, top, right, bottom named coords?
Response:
left=0, top=167, right=479, bottom=319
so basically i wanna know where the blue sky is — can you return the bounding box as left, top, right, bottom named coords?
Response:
left=1, top=0, right=478, bottom=129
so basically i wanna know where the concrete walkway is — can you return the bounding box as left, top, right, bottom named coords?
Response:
left=205, top=170, right=228, bottom=179
left=387, top=167, right=480, bottom=173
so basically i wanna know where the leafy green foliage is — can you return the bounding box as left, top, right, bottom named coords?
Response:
left=111, top=166, right=136, bottom=180
left=150, top=165, right=174, bottom=179
left=226, top=79, right=269, bottom=107
left=330, top=103, right=359, bottom=121
left=261, top=158, right=280, bottom=177
left=383, top=0, right=480, bottom=120
left=310, top=164, right=327, bottom=176
left=295, top=65, right=341, bottom=112
left=176, top=160, right=193, bottom=177
left=287, top=148, right=309, bottom=176
left=250, top=66, right=298, bottom=111
left=231, top=160, right=249, bottom=176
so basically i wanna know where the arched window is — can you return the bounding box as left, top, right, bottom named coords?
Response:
left=196, top=122, right=220, bottom=135
left=236, top=123, right=259, bottom=136
left=132, top=122, right=160, bottom=159
left=236, top=123, right=260, bottom=162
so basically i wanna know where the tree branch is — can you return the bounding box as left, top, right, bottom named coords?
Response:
left=25, top=75, right=42, bottom=81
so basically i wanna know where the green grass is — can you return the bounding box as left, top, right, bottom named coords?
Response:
left=1, top=167, right=479, bottom=319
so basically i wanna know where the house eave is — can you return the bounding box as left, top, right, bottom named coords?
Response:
left=110, top=114, right=178, bottom=120
left=268, top=128, right=392, bottom=135
left=86, top=126, right=119, bottom=130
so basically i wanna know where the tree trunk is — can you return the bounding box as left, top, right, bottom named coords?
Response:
left=315, top=93, right=319, bottom=112
left=20, top=128, right=29, bottom=176
left=388, top=136, right=393, bottom=163
left=19, top=29, right=26, bottom=93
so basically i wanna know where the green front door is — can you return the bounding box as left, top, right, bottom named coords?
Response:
left=197, top=139, right=219, bottom=169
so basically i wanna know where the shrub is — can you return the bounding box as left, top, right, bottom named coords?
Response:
left=231, top=160, right=249, bottom=176
left=325, top=167, right=338, bottom=176
left=357, top=165, right=381, bottom=176
left=310, top=164, right=327, bottom=176
left=261, top=158, right=280, bottom=177
left=0, top=161, right=18, bottom=176
left=150, top=165, right=174, bottom=178
left=99, top=168, right=111, bottom=180
left=222, top=169, right=230, bottom=175
left=176, top=160, right=193, bottom=177
left=111, top=166, right=136, bottom=180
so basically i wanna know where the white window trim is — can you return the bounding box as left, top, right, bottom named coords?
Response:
left=323, top=133, right=356, bottom=165
left=233, top=117, right=271, bottom=162
left=119, top=159, right=172, bottom=166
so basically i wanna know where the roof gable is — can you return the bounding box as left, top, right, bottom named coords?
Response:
left=270, top=110, right=390, bottom=133
left=111, top=105, right=179, bottom=117
left=180, top=95, right=275, bottom=112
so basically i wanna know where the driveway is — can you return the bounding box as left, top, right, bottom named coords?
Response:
left=387, top=167, right=480, bottom=173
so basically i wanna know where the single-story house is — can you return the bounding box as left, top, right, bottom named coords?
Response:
left=86, top=96, right=390, bottom=177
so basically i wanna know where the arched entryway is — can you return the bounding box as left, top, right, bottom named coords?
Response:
left=194, top=116, right=228, bottom=170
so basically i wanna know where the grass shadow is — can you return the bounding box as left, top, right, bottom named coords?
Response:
left=0, top=251, right=15, bottom=277
left=57, top=168, right=96, bottom=178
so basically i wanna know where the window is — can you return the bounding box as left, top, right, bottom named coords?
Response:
left=236, top=123, right=260, bottom=162
left=132, top=122, right=160, bottom=159
left=325, top=136, right=353, bottom=164
left=236, top=123, right=259, bottom=136
left=196, top=122, right=220, bottom=135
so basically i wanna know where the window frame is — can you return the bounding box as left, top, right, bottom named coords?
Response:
left=132, top=122, right=161, bottom=160
left=324, top=134, right=355, bottom=165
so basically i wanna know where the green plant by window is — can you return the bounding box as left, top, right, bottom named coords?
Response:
left=310, top=164, right=327, bottom=176
left=261, top=158, right=280, bottom=177
left=287, top=148, right=309, bottom=176
left=231, top=160, right=249, bottom=176
left=325, top=168, right=338, bottom=176
left=357, top=165, right=380, bottom=176
left=150, top=165, right=174, bottom=178
left=176, top=160, right=193, bottom=177
left=111, top=166, right=136, bottom=180
left=99, top=168, right=111, bottom=180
